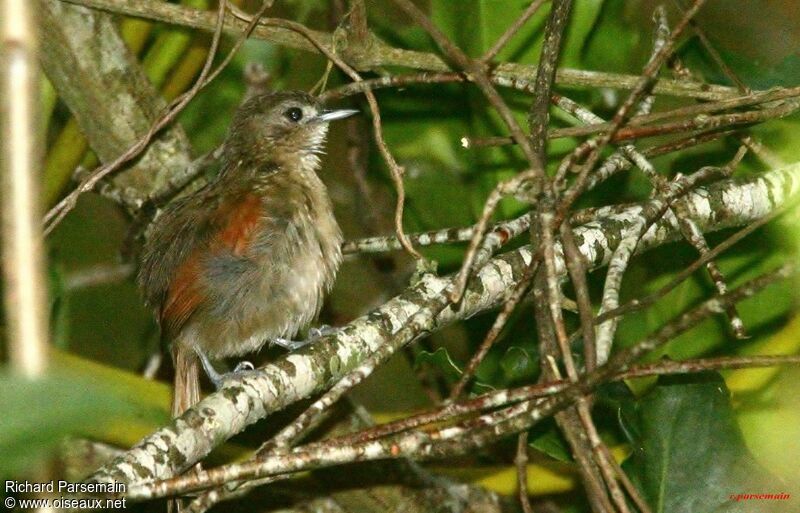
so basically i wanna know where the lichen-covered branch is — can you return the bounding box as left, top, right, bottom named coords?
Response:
left=39, top=0, right=192, bottom=211
left=124, top=263, right=794, bottom=501
left=88, top=163, right=800, bottom=488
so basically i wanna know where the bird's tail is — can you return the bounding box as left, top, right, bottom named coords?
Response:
left=169, top=344, right=202, bottom=512
left=172, top=344, right=200, bottom=417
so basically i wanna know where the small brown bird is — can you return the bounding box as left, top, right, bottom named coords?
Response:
left=137, top=91, right=356, bottom=416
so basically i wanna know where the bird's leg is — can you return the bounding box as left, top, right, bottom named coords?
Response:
left=196, top=349, right=224, bottom=387
left=272, top=325, right=340, bottom=351
left=195, top=348, right=256, bottom=390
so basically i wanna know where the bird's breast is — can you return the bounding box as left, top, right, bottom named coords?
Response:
left=189, top=171, right=343, bottom=358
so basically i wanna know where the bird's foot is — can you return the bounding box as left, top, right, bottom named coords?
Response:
left=215, top=360, right=261, bottom=389
left=309, top=324, right=338, bottom=338
left=272, top=325, right=339, bottom=351
left=197, top=350, right=259, bottom=390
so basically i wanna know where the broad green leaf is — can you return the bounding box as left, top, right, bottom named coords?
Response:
left=0, top=368, right=128, bottom=476
left=429, top=462, right=575, bottom=496
left=140, top=0, right=210, bottom=90
left=0, top=349, right=253, bottom=477
left=596, top=381, right=640, bottom=446
left=282, top=0, right=325, bottom=23
left=735, top=365, right=800, bottom=491
left=622, top=373, right=784, bottom=513
left=432, top=0, right=603, bottom=66
left=682, top=37, right=800, bottom=90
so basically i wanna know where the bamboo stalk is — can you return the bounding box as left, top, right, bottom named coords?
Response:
left=1, top=0, right=49, bottom=376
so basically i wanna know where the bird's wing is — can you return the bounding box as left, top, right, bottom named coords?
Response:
left=138, top=183, right=267, bottom=339
left=160, top=192, right=266, bottom=336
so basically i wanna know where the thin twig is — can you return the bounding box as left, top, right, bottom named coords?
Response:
left=574, top=404, right=636, bottom=513
left=554, top=92, right=749, bottom=357
left=88, top=162, right=800, bottom=490
left=516, top=432, right=534, bottom=513
left=147, top=341, right=800, bottom=504
left=325, top=72, right=800, bottom=127
left=188, top=292, right=454, bottom=508
left=672, top=0, right=749, bottom=92
left=592, top=197, right=797, bottom=327
left=536, top=0, right=709, bottom=244
left=527, top=0, right=572, bottom=160
left=333, top=353, right=800, bottom=448
left=569, top=0, right=708, bottom=190
left=61, top=0, right=743, bottom=102
left=590, top=163, right=732, bottom=362
left=391, top=0, right=550, bottom=294
left=390, top=0, right=542, bottom=174
left=43, top=0, right=271, bottom=235
left=534, top=211, right=615, bottom=513
left=464, top=98, right=800, bottom=150
left=560, top=222, right=596, bottom=371
left=342, top=211, right=532, bottom=255
left=482, top=0, right=548, bottom=63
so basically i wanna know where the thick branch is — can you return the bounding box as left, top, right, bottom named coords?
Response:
left=88, top=163, right=800, bottom=487
left=39, top=0, right=192, bottom=210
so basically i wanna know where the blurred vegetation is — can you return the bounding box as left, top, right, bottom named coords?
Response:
left=3, top=0, right=800, bottom=511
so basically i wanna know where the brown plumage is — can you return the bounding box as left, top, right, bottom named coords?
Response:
left=137, top=91, right=354, bottom=416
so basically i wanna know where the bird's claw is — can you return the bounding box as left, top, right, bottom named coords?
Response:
left=272, top=325, right=340, bottom=351
left=217, top=360, right=260, bottom=388
left=272, top=337, right=311, bottom=351
left=197, top=350, right=260, bottom=389
left=233, top=360, right=255, bottom=373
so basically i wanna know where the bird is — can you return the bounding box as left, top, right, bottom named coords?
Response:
left=137, top=91, right=356, bottom=417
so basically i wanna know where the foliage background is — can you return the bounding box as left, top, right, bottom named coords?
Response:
left=3, top=0, right=800, bottom=511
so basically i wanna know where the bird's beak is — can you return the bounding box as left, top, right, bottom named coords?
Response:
left=317, top=109, right=358, bottom=122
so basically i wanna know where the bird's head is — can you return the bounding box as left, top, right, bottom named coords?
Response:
left=222, top=91, right=357, bottom=171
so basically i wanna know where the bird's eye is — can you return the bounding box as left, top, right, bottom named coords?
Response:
left=285, top=107, right=303, bottom=122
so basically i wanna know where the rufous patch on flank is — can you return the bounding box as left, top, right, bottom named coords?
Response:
left=216, top=193, right=263, bottom=255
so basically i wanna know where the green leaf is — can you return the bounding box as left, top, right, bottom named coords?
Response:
left=529, top=420, right=572, bottom=462
left=614, top=229, right=794, bottom=362
left=414, top=347, right=462, bottom=381
left=622, top=372, right=782, bottom=513
left=282, top=0, right=325, bottom=23
left=427, top=0, right=605, bottom=223
left=681, top=38, right=800, bottom=90
left=432, top=0, right=603, bottom=66
left=0, top=368, right=129, bottom=476
left=582, top=1, right=644, bottom=73
left=499, top=346, right=536, bottom=382
left=596, top=381, right=640, bottom=446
